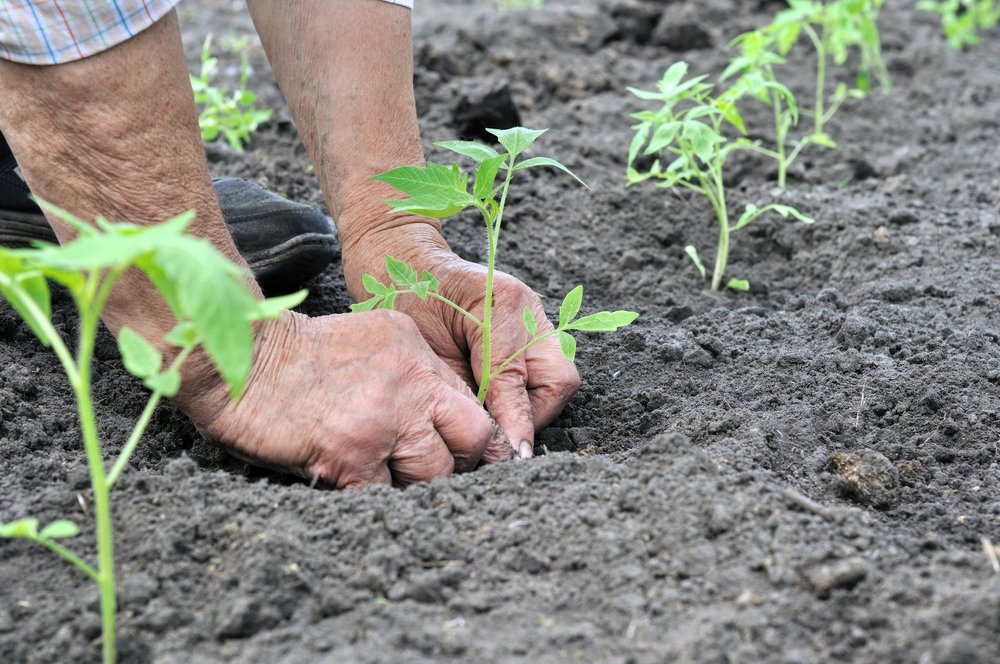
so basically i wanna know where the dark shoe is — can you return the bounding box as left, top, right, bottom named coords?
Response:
left=0, top=137, right=337, bottom=295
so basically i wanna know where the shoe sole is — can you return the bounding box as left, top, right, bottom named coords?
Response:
left=0, top=210, right=337, bottom=294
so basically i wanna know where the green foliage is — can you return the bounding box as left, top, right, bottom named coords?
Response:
left=722, top=0, right=887, bottom=187
left=0, top=204, right=304, bottom=664
left=918, top=0, right=1000, bottom=49
left=190, top=35, right=272, bottom=152
left=626, top=62, right=814, bottom=292
left=357, top=127, right=637, bottom=402
left=496, top=0, right=545, bottom=9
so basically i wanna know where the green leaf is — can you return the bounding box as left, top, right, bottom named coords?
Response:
left=558, top=330, right=577, bottom=362
left=486, top=126, right=548, bottom=160
left=362, top=273, right=390, bottom=297
left=350, top=296, right=382, bottom=312
left=565, top=310, right=639, bottom=332
left=643, top=122, right=683, bottom=155
left=685, top=245, right=707, bottom=279
left=0, top=254, right=52, bottom=346
left=627, top=122, right=651, bottom=166
left=522, top=306, right=538, bottom=336
left=420, top=271, right=440, bottom=292
left=726, top=278, right=751, bottom=292
left=144, top=369, right=181, bottom=397
left=117, top=327, right=162, bottom=379
left=771, top=204, right=815, bottom=224
left=378, top=289, right=399, bottom=310
left=474, top=155, right=506, bottom=200
left=434, top=140, right=500, bottom=163
left=0, top=518, right=39, bottom=538
left=558, top=285, right=583, bottom=328
left=512, top=157, right=589, bottom=189
left=140, top=234, right=257, bottom=399
left=412, top=281, right=430, bottom=299
left=255, top=290, right=308, bottom=318
left=40, top=519, right=79, bottom=539
left=385, top=255, right=418, bottom=287
left=374, top=162, right=468, bottom=199
left=805, top=132, right=837, bottom=149
left=165, top=322, right=199, bottom=348
left=33, top=198, right=99, bottom=238
left=383, top=190, right=475, bottom=219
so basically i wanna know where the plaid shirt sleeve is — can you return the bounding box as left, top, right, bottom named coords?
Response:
left=0, top=0, right=413, bottom=65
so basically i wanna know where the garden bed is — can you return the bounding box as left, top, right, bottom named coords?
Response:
left=2, top=0, right=999, bottom=661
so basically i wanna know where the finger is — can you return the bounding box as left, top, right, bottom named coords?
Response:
left=433, top=384, right=498, bottom=471
left=336, top=463, right=393, bottom=491
left=483, top=360, right=535, bottom=460
left=525, top=333, right=581, bottom=430
left=388, top=430, right=455, bottom=487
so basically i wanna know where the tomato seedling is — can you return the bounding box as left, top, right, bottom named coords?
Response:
left=627, top=62, right=814, bottom=291
left=918, top=0, right=1000, bottom=49
left=722, top=0, right=888, bottom=187
left=189, top=35, right=272, bottom=152
left=353, top=127, right=638, bottom=403
left=0, top=204, right=303, bottom=664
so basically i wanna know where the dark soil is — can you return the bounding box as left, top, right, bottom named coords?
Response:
left=3, top=1, right=1000, bottom=662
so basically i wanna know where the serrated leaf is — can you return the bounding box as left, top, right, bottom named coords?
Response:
left=486, top=126, right=547, bottom=160
left=0, top=518, right=39, bottom=538
left=434, top=140, right=500, bottom=163
left=385, top=255, right=418, bottom=287
left=374, top=162, right=467, bottom=199
left=726, top=278, right=750, bottom=292
left=40, top=519, right=79, bottom=539
left=522, top=306, right=538, bottom=336
left=685, top=245, right=707, bottom=280
left=117, top=327, right=162, bottom=379
left=144, top=369, right=181, bottom=397
left=362, top=273, right=390, bottom=297
left=565, top=310, right=639, bottom=332
left=558, top=330, right=577, bottom=363
left=412, top=282, right=430, bottom=300
left=420, top=271, right=440, bottom=292
left=474, top=155, right=505, bottom=200
left=558, top=285, right=583, bottom=328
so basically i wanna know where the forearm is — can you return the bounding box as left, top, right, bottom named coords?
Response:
left=0, top=11, right=253, bottom=416
left=246, top=0, right=449, bottom=296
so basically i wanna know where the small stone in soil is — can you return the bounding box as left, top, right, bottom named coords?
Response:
left=804, top=557, right=871, bottom=595
left=826, top=449, right=900, bottom=509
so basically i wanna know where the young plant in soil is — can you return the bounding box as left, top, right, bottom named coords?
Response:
left=627, top=62, right=814, bottom=291
left=353, top=127, right=638, bottom=403
left=918, top=0, right=1000, bottom=49
left=722, top=0, right=889, bottom=188
left=190, top=35, right=272, bottom=152
left=0, top=204, right=303, bottom=664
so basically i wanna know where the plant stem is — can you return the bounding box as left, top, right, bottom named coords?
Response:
left=73, top=278, right=117, bottom=664
left=488, top=330, right=557, bottom=382
left=106, top=344, right=195, bottom=490
left=805, top=24, right=826, bottom=135
left=476, top=167, right=514, bottom=404
left=773, top=89, right=788, bottom=189
left=710, top=170, right=730, bottom=291
left=32, top=536, right=99, bottom=582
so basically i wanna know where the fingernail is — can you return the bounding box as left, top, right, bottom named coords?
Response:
left=518, top=441, right=533, bottom=459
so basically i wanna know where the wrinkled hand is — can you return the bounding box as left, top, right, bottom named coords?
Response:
left=176, top=310, right=504, bottom=489
left=344, top=223, right=580, bottom=461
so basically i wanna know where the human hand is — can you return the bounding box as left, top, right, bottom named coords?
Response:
left=176, top=310, right=505, bottom=488
left=343, top=222, right=580, bottom=461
